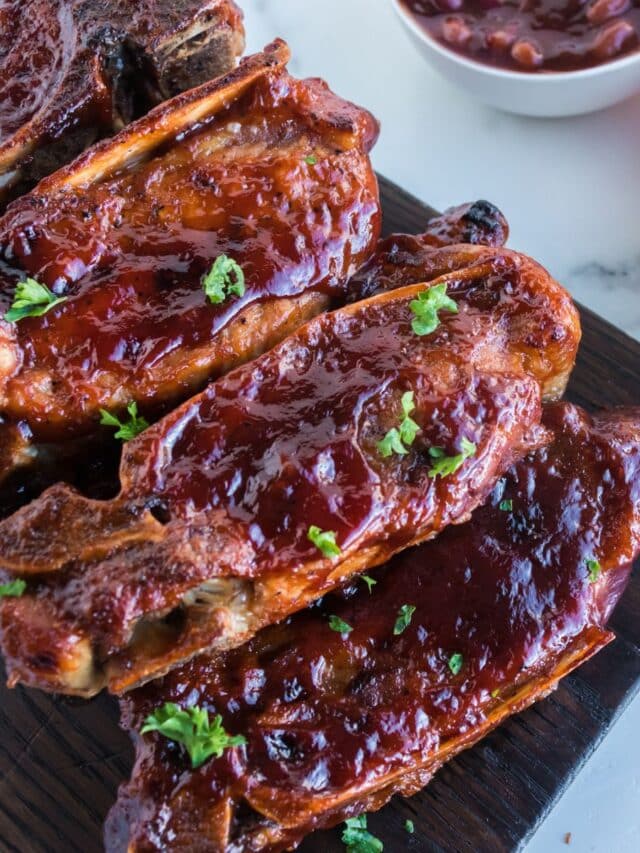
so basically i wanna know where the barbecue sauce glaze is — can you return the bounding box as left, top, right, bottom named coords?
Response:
left=0, top=67, right=380, bottom=439
left=106, top=403, right=640, bottom=851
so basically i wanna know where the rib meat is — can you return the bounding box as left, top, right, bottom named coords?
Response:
left=414, top=199, right=509, bottom=249
left=0, top=40, right=380, bottom=455
left=349, top=241, right=580, bottom=401
left=0, top=199, right=502, bottom=492
left=0, top=251, right=579, bottom=696
left=0, top=0, right=245, bottom=207
left=105, top=403, right=640, bottom=852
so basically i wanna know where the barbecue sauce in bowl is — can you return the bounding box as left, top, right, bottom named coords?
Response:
left=400, top=0, right=640, bottom=72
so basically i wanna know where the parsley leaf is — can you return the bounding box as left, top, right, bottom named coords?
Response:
left=394, top=604, right=416, bottom=636
left=329, top=615, right=353, bottom=634
left=141, top=703, right=246, bottom=769
left=377, top=391, right=420, bottom=458
left=405, top=819, right=415, bottom=834
left=491, top=688, right=500, bottom=699
left=202, top=255, right=245, bottom=305
left=341, top=815, right=383, bottom=853
left=409, top=282, right=458, bottom=336
left=0, top=579, right=26, bottom=598
left=100, top=402, right=149, bottom=441
left=428, top=437, right=476, bottom=479
left=448, top=652, right=464, bottom=675
left=499, top=499, right=513, bottom=512
left=304, top=155, right=318, bottom=165
left=399, top=392, right=420, bottom=444
left=308, top=525, right=341, bottom=558
left=361, top=574, right=377, bottom=593
left=4, top=277, right=67, bottom=323
left=586, top=558, right=601, bottom=583
left=377, top=427, right=407, bottom=458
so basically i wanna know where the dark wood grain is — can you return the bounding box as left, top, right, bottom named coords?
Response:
left=0, top=175, right=638, bottom=853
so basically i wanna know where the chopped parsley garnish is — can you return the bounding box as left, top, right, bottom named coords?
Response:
left=4, top=277, right=67, bottom=323
left=393, top=604, right=416, bottom=636
left=428, top=437, right=476, bottom=479
left=409, top=282, right=458, bottom=337
left=586, top=558, right=601, bottom=583
left=141, top=703, right=246, bottom=768
left=308, top=525, right=341, bottom=558
left=361, top=574, right=377, bottom=593
left=499, top=499, right=513, bottom=512
left=202, top=255, right=245, bottom=305
left=341, top=814, right=383, bottom=853
left=377, top=391, right=420, bottom=458
left=448, top=653, right=464, bottom=676
left=329, top=615, right=353, bottom=634
left=405, top=819, right=415, bottom=834
left=376, top=428, right=406, bottom=458
left=0, top=579, right=26, bottom=598
left=100, top=402, right=149, bottom=441
left=491, top=688, right=500, bottom=699
left=304, top=155, right=318, bottom=165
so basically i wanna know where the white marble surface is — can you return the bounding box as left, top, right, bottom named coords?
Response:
left=243, top=2, right=640, bottom=851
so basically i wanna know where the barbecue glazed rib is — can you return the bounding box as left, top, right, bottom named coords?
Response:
left=348, top=241, right=579, bottom=401
left=0, top=204, right=503, bottom=502
left=0, top=0, right=245, bottom=207
left=0, top=253, right=579, bottom=696
left=105, top=403, right=640, bottom=852
left=0, top=40, right=381, bottom=449
left=417, top=199, right=508, bottom=249
left=0, top=203, right=502, bottom=496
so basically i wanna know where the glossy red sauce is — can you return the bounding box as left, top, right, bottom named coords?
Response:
left=0, top=1, right=72, bottom=140
left=0, top=265, right=553, bottom=678
left=107, top=403, right=640, bottom=851
left=124, top=281, right=533, bottom=568
left=54, top=276, right=539, bottom=644
left=0, top=70, right=380, bottom=437
left=0, top=0, right=245, bottom=146
left=401, top=0, right=640, bottom=72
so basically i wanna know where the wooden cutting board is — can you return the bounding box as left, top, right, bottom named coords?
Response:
left=1, top=176, right=638, bottom=853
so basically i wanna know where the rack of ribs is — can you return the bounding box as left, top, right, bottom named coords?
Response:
left=105, top=402, right=640, bottom=852
left=0, top=201, right=507, bottom=512
left=0, top=246, right=579, bottom=696
left=0, top=0, right=246, bottom=207
left=0, top=40, right=381, bottom=475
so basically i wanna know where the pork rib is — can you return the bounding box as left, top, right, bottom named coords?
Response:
left=0, top=201, right=502, bottom=505
left=0, top=40, right=380, bottom=453
left=105, top=403, right=640, bottom=852
left=349, top=241, right=580, bottom=401
left=416, top=199, right=509, bottom=248
left=0, top=0, right=245, bottom=207
left=0, top=250, right=579, bottom=696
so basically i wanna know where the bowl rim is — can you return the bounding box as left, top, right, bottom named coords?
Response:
left=391, top=0, right=640, bottom=81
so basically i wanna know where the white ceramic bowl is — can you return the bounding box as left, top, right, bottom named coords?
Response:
left=392, top=0, right=640, bottom=117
